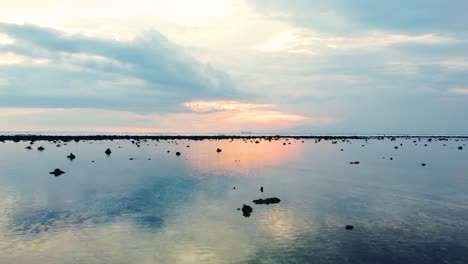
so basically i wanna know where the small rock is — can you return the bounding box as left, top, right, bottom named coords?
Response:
left=216, top=148, right=222, bottom=153
left=349, top=161, right=360, bottom=165
left=260, top=186, right=264, bottom=193
left=25, top=146, right=32, bottom=150
left=176, top=152, right=181, bottom=156
left=421, top=163, right=426, bottom=167
left=241, top=204, right=253, bottom=217
left=50, top=168, right=65, bottom=177
left=67, top=153, right=76, bottom=161
left=458, top=146, right=463, bottom=150
left=105, top=148, right=112, bottom=155
left=38, top=146, right=45, bottom=151
left=253, top=197, right=281, bottom=205
left=345, top=225, right=354, bottom=230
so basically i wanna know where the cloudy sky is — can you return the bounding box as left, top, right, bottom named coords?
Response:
left=0, top=0, right=467, bottom=134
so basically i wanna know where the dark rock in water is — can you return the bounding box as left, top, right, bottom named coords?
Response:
left=176, top=152, right=181, bottom=156
left=237, top=208, right=240, bottom=211
left=148, top=158, right=151, bottom=160
left=67, top=153, right=76, bottom=161
left=50, top=168, right=65, bottom=177
left=349, top=161, right=360, bottom=165
left=92, top=160, right=95, bottom=163
left=186, top=145, right=190, bottom=148
left=25, top=146, right=32, bottom=150
left=260, top=186, right=264, bottom=192
left=167, top=150, right=170, bottom=153
left=233, top=187, right=236, bottom=189
left=283, top=142, right=286, bottom=145
left=216, top=148, right=222, bottom=153
left=255, top=141, right=260, bottom=144
left=390, top=157, right=393, bottom=160
left=105, top=148, right=112, bottom=155
left=345, top=225, right=354, bottom=230
left=394, top=146, right=398, bottom=149
left=458, top=146, right=463, bottom=150
left=242, top=204, right=253, bottom=217
left=38, top=146, right=45, bottom=151
left=56, top=144, right=61, bottom=147
left=129, top=158, right=134, bottom=160
left=341, top=149, right=343, bottom=151
left=253, top=197, right=281, bottom=205
left=421, top=163, right=426, bottom=167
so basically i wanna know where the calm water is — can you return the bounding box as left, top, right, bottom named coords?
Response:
left=0, top=137, right=467, bottom=263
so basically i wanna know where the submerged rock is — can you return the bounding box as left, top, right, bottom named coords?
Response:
left=25, top=146, right=32, bottom=150
left=50, top=168, right=65, bottom=177
left=105, top=148, right=112, bottom=155
left=260, top=186, right=264, bottom=193
left=421, top=163, right=426, bottom=167
left=241, top=204, right=253, bottom=217
left=176, top=152, right=181, bottom=156
left=67, top=153, right=76, bottom=161
left=349, top=161, right=360, bottom=165
left=216, top=148, right=222, bottom=153
left=345, top=225, right=354, bottom=230
left=38, top=146, right=45, bottom=151
left=253, top=197, right=281, bottom=205
left=458, top=146, right=463, bottom=150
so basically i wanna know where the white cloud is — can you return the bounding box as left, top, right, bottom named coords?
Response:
left=449, top=88, right=468, bottom=95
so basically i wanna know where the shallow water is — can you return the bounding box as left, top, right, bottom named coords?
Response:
left=0, top=137, right=467, bottom=263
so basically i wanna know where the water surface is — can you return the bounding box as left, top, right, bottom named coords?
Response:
left=0, top=137, right=467, bottom=263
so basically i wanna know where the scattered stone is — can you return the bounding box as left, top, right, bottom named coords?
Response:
left=345, top=225, right=354, bottom=230
left=38, top=146, right=45, bottom=151
left=349, top=161, right=360, bottom=165
left=67, top=153, right=76, bottom=161
left=421, top=163, right=426, bottom=167
left=105, top=148, right=112, bottom=155
left=260, top=186, right=264, bottom=193
left=458, top=146, right=463, bottom=150
left=390, top=157, right=393, bottom=160
left=341, top=149, right=343, bottom=151
left=176, top=152, right=181, bottom=156
left=167, top=150, right=170, bottom=153
left=253, top=197, right=281, bottom=205
left=241, top=204, right=253, bottom=217
left=129, top=158, right=134, bottom=160
left=50, top=168, right=65, bottom=177
left=216, top=148, right=222, bottom=153
left=25, top=146, right=32, bottom=150
left=233, top=187, right=236, bottom=189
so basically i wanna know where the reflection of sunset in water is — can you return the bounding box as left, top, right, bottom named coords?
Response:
left=256, top=206, right=314, bottom=245
left=184, top=139, right=305, bottom=175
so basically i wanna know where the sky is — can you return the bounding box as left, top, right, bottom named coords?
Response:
left=0, top=0, right=467, bottom=134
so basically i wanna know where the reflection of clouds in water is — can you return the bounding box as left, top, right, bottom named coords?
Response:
left=256, top=206, right=316, bottom=246
left=0, top=194, right=259, bottom=263
left=0, top=187, right=320, bottom=263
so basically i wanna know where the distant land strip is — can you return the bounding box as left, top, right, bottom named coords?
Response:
left=0, top=134, right=467, bottom=142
